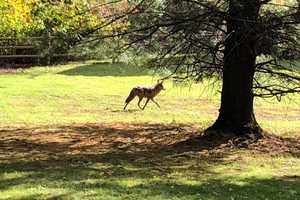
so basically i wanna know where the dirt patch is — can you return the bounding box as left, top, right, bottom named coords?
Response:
left=248, top=134, right=300, bottom=156
left=175, top=131, right=300, bottom=157
left=0, top=123, right=199, bottom=161
left=0, top=123, right=299, bottom=162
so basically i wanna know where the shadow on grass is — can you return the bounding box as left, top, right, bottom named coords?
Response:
left=0, top=123, right=300, bottom=199
left=112, top=108, right=141, bottom=113
left=58, top=62, right=152, bottom=77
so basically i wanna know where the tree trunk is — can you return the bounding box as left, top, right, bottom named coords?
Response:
left=208, top=0, right=263, bottom=138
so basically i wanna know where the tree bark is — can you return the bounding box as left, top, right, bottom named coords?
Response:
left=208, top=0, right=263, bottom=138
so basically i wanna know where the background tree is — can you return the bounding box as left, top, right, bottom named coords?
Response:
left=0, top=0, right=128, bottom=63
left=0, top=0, right=35, bottom=36
left=90, top=0, right=300, bottom=139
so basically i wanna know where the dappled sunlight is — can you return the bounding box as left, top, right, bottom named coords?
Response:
left=0, top=123, right=200, bottom=162
left=2, top=123, right=299, bottom=162
left=0, top=123, right=300, bottom=199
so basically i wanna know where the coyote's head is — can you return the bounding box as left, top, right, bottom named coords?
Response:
left=156, top=80, right=165, bottom=91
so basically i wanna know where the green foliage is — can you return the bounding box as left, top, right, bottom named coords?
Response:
left=0, top=0, right=131, bottom=61
left=0, top=0, right=100, bottom=36
left=71, top=38, right=126, bottom=61
left=0, top=0, right=34, bottom=36
left=31, top=0, right=97, bottom=34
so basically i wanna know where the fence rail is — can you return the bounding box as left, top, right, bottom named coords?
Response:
left=0, top=34, right=82, bottom=65
left=0, top=55, right=42, bottom=58
left=0, top=37, right=43, bottom=40
left=0, top=45, right=35, bottom=49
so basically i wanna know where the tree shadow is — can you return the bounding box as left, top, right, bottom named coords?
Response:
left=112, top=108, right=141, bottom=113
left=0, top=123, right=300, bottom=199
left=70, top=176, right=300, bottom=199
left=57, top=62, right=152, bottom=77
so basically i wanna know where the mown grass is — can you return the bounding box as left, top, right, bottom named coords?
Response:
left=0, top=61, right=299, bottom=200
left=0, top=61, right=222, bottom=127
left=0, top=61, right=298, bottom=131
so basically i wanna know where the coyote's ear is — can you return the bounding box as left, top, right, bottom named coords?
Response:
left=157, top=79, right=165, bottom=85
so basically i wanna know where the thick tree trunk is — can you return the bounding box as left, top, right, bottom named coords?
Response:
left=208, top=0, right=263, bottom=138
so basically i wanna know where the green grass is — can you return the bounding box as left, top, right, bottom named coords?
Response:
left=0, top=61, right=299, bottom=200
left=0, top=61, right=222, bottom=126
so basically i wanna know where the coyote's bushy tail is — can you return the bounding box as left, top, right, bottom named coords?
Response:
left=124, top=88, right=136, bottom=110
left=125, top=88, right=136, bottom=103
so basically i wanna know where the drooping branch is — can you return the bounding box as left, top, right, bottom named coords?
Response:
left=254, top=60, right=300, bottom=99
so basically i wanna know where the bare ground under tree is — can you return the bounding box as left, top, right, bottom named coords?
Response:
left=1, top=123, right=299, bottom=163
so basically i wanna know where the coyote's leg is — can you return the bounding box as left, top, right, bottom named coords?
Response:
left=138, top=97, right=143, bottom=109
left=142, top=98, right=150, bottom=110
left=151, top=98, right=160, bottom=108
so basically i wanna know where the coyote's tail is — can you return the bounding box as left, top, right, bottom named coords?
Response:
left=125, top=88, right=136, bottom=103
left=124, top=88, right=136, bottom=110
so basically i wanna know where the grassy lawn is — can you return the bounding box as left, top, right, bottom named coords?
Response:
left=0, top=61, right=299, bottom=200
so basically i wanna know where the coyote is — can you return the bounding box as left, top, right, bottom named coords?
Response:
left=124, top=81, right=165, bottom=110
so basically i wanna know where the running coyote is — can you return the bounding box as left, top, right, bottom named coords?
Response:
left=124, top=81, right=165, bottom=110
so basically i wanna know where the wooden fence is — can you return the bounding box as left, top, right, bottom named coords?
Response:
left=0, top=33, right=81, bottom=66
